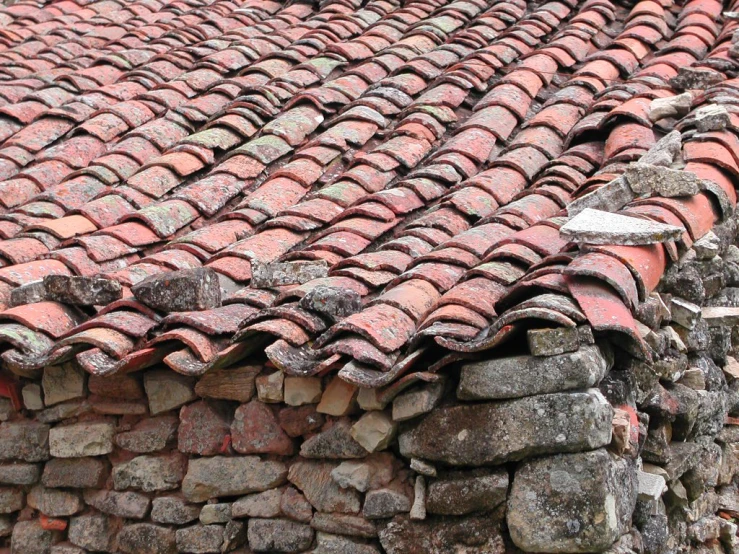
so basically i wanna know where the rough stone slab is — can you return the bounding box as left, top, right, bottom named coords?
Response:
left=625, top=163, right=700, bottom=197
left=151, top=496, right=200, bottom=525
left=182, top=456, right=288, bottom=503
left=399, top=390, right=613, bottom=466
left=9, top=280, right=47, bottom=307
left=175, top=524, right=224, bottom=554
left=649, top=93, right=692, bottom=122
left=526, top=327, right=580, bottom=357
left=567, top=177, right=635, bottom=217
left=288, top=461, right=361, bottom=514
left=507, top=449, right=637, bottom=553
left=700, top=306, right=739, bottom=327
left=200, top=503, right=231, bottom=524
left=410, top=476, right=426, bottom=521
left=363, top=488, right=412, bottom=519
left=11, top=520, right=60, bottom=554
left=115, top=415, right=178, bottom=454
left=49, top=421, right=114, bottom=458
left=426, top=469, right=508, bottom=515
left=232, top=488, right=282, bottom=519
left=670, top=67, right=724, bottom=90
left=351, top=411, right=396, bottom=453
left=637, top=470, right=666, bottom=501
left=248, top=518, right=314, bottom=553
left=27, top=485, right=82, bottom=517
left=299, top=285, right=362, bottom=322
left=640, top=130, right=682, bottom=167
left=0, top=487, right=24, bottom=514
left=693, top=104, right=730, bottom=132
left=22, top=384, right=43, bottom=410
left=378, top=515, right=504, bottom=554
left=310, top=513, right=377, bottom=539
left=560, top=208, right=683, bottom=245
left=43, top=275, right=122, bottom=306
left=392, top=381, right=444, bottom=422
left=132, top=267, right=221, bottom=312
left=68, top=514, right=118, bottom=552
left=118, top=523, right=176, bottom=554
left=0, top=463, right=40, bottom=485
left=312, top=532, right=381, bottom=554
left=458, top=345, right=610, bottom=400
left=113, top=453, right=186, bottom=493
left=252, top=260, right=329, bottom=288
left=84, top=489, right=151, bottom=519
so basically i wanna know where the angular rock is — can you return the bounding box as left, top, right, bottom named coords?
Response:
left=248, top=518, right=314, bottom=553
left=144, top=370, right=196, bottom=415
left=175, top=525, right=224, bottom=554
left=317, top=377, right=357, bottom=417
left=132, top=268, right=221, bottom=312
left=649, top=92, right=692, bottom=122
left=231, top=400, right=293, bottom=455
left=311, top=532, right=381, bottom=554
left=11, top=520, right=60, bottom=554
left=113, top=453, right=186, bottom=492
left=310, top=513, right=377, bottom=539
left=232, top=488, right=282, bottom=519
left=42, top=364, right=86, bottom=407
left=284, top=376, right=322, bottom=406
left=351, top=411, right=396, bottom=453
left=281, top=486, right=313, bottom=523
left=567, top=177, right=635, bottom=217
left=288, top=461, right=361, bottom=514
left=115, top=415, right=178, bottom=453
left=279, top=404, right=325, bottom=438
left=182, top=456, right=288, bottom=503
left=27, top=485, right=82, bottom=516
left=399, top=390, right=613, bottom=466
left=459, top=345, right=610, bottom=400
left=392, top=381, right=444, bottom=422
left=672, top=297, right=701, bottom=329
left=199, top=503, right=230, bottom=524
left=625, top=163, right=701, bottom=198
left=670, top=67, right=724, bottom=90
left=68, top=514, right=118, bottom=552
left=363, top=488, right=412, bottom=519
left=0, top=487, right=24, bottom=513
left=300, top=419, right=368, bottom=459
left=256, top=370, right=284, bottom=403
left=427, top=469, right=509, bottom=515
left=84, top=489, right=151, bottom=519
left=178, top=400, right=231, bottom=456
left=118, top=523, right=176, bottom=554
left=252, top=260, right=328, bottom=289
left=43, top=275, right=122, bottom=306
left=10, top=280, right=47, bottom=307
left=701, top=306, right=739, bottom=327
left=299, top=285, right=362, bottom=322
left=640, top=130, right=682, bottom=167
left=49, top=421, right=114, bottom=458
left=194, top=365, right=260, bottom=402
left=694, top=230, right=720, bottom=260
left=0, top=463, right=40, bottom=485
left=222, top=520, right=247, bottom=552
left=22, top=383, right=43, bottom=410
left=693, top=104, right=730, bottom=132
left=637, top=470, right=666, bottom=502
left=330, top=453, right=394, bottom=493
left=560, top=208, right=683, bottom=245
left=151, top=496, right=200, bottom=525
left=507, top=449, right=637, bottom=553
left=526, top=327, right=580, bottom=356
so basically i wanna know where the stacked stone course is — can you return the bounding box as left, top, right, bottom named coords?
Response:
left=0, top=226, right=738, bottom=554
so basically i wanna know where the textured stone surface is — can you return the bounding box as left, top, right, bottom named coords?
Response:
left=27, top=485, right=82, bottom=516
left=84, top=489, right=151, bottom=519
left=143, top=371, right=196, bottom=415
left=247, top=518, right=314, bottom=553
left=648, top=92, right=692, bottom=122
left=310, top=513, right=377, bottom=539
left=317, top=377, right=358, bottom=417
left=43, top=458, right=105, bottom=490
left=693, top=104, right=730, bottom=132
left=118, top=523, right=176, bottom=554
left=175, top=524, right=224, bottom=554
left=151, top=496, right=200, bottom=525
left=0, top=462, right=41, bottom=485
left=312, top=532, right=381, bottom=554
left=68, top=514, right=118, bottom=552
left=300, top=419, right=367, bottom=459
left=10, top=520, right=59, bottom=554
left=115, top=415, right=178, bottom=453
left=507, top=449, right=637, bottom=553
left=284, top=376, right=322, bottom=406
left=194, top=365, right=260, bottom=402
left=252, top=260, right=329, bottom=288
left=458, top=345, right=610, bottom=400
left=427, top=469, right=509, bottom=515
left=178, top=400, right=231, bottom=456
left=44, top=275, right=122, bottom=306
left=49, top=421, right=114, bottom=458
left=299, top=286, right=362, bottom=322
left=392, top=382, right=444, bottom=422
left=560, top=208, right=683, bottom=245
left=42, top=364, right=86, bottom=407
left=232, top=488, right=282, bottom=518
left=399, top=390, right=613, bottom=465
left=566, top=177, right=635, bottom=217
left=288, top=461, right=361, bottom=514
left=625, top=163, right=700, bottom=197
left=351, top=411, right=396, bottom=453
left=0, top=421, right=49, bottom=462
left=182, top=456, right=288, bottom=503
left=363, top=488, right=412, bottom=519
left=132, top=267, right=221, bottom=312
left=231, top=400, right=293, bottom=455
left=527, top=327, right=580, bottom=357
left=378, top=515, right=505, bottom=554
left=113, top=453, right=186, bottom=492
left=0, top=487, right=24, bottom=513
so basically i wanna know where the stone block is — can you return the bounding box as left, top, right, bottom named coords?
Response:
left=43, top=457, right=106, bottom=489
left=392, top=381, right=444, bottom=422
left=0, top=421, right=50, bottom=462
left=232, top=488, right=282, bottom=519
left=68, top=514, right=118, bottom=552
left=288, top=461, right=360, bottom=514
left=11, top=520, right=60, bottom=554
left=84, top=489, right=150, bottom=519
left=194, top=365, right=260, bottom=402
left=113, top=453, right=186, bottom=492
left=178, top=400, right=231, bottom=456
left=44, top=275, right=122, bottom=306
left=143, top=370, right=196, bottom=415
left=0, top=463, right=40, bottom=485
left=182, top=456, right=287, bottom=503
left=231, top=400, right=293, bottom=455
left=351, top=411, right=396, bottom=453
left=151, top=496, right=200, bottom=525
left=49, top=421, right=114, bottom=458
left=42, top=364, right=86, bottom=407
left=247, top=518, right=314, bottom=553
left=131, top=267, right=221, bottom=312
left=118, top=523, right=176, bottom=554
left=426, top=469, right=508, bottom=515
left=317, top=377, right=357, bottom=417
left=115, top=415, right=178, bottom=453
left=256, top=371, right=284, bottom=403
left=175, top=524, right=224, bottom=554
left=284, top=377, right=322, bottom=406
left=27, top=485, right=82, bottom=517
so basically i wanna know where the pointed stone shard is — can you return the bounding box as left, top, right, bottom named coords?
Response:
left=132, top=268, right=221, bottom=312
left=44, top=275, right=122, bottom=306
left=560, top=208, right=683, bottom=245
left=625, top=163, right=700, bottom=197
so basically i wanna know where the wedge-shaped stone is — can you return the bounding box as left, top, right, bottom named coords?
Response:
left=507, top=449, right=637, bottom=553
left=560, top=209, right=683, bottom=245
left=458, top=345, right=610, bottom=400
left=182, top=456, right=287, bottom=503
left=399, top=390, right=613, bottom=466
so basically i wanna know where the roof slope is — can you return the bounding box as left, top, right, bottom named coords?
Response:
left=0, top=0, right=734, bottom=391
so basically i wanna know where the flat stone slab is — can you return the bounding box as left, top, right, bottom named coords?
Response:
left=567, top=177, right=635, bottom=217
left=251, top=260, right=328, bottom=289
left=700, top=306, right=739, bottom=327
left=507, top=449, right=636, bottom=553
left=625, top=163, right=701, bottom=197
left=399, top=389, right=613, bottom=466
left=560, top=208, right=683, bottom=245
left=458, top=345, right=610, bottom=400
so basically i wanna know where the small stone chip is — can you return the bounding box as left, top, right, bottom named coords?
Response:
left=251, top=260, right=329, bottom=289
left=560, top=208, right=683, bottom=245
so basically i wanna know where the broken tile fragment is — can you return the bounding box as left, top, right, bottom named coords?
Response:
left=43, top=275, right=122, bottom=306
left=625, top=163, right=700, bottom=197
left=251, top=260, right=329, bottom=289
left=132, top=268, right=221, bottom=312
left=560, top=208, right=683, bottom=245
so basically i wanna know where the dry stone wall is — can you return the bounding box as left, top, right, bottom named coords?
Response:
left=0, top=228, right=738, bottom=554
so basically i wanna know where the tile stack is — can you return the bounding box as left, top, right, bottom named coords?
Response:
left=0, top=0, right=736, bottom=552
